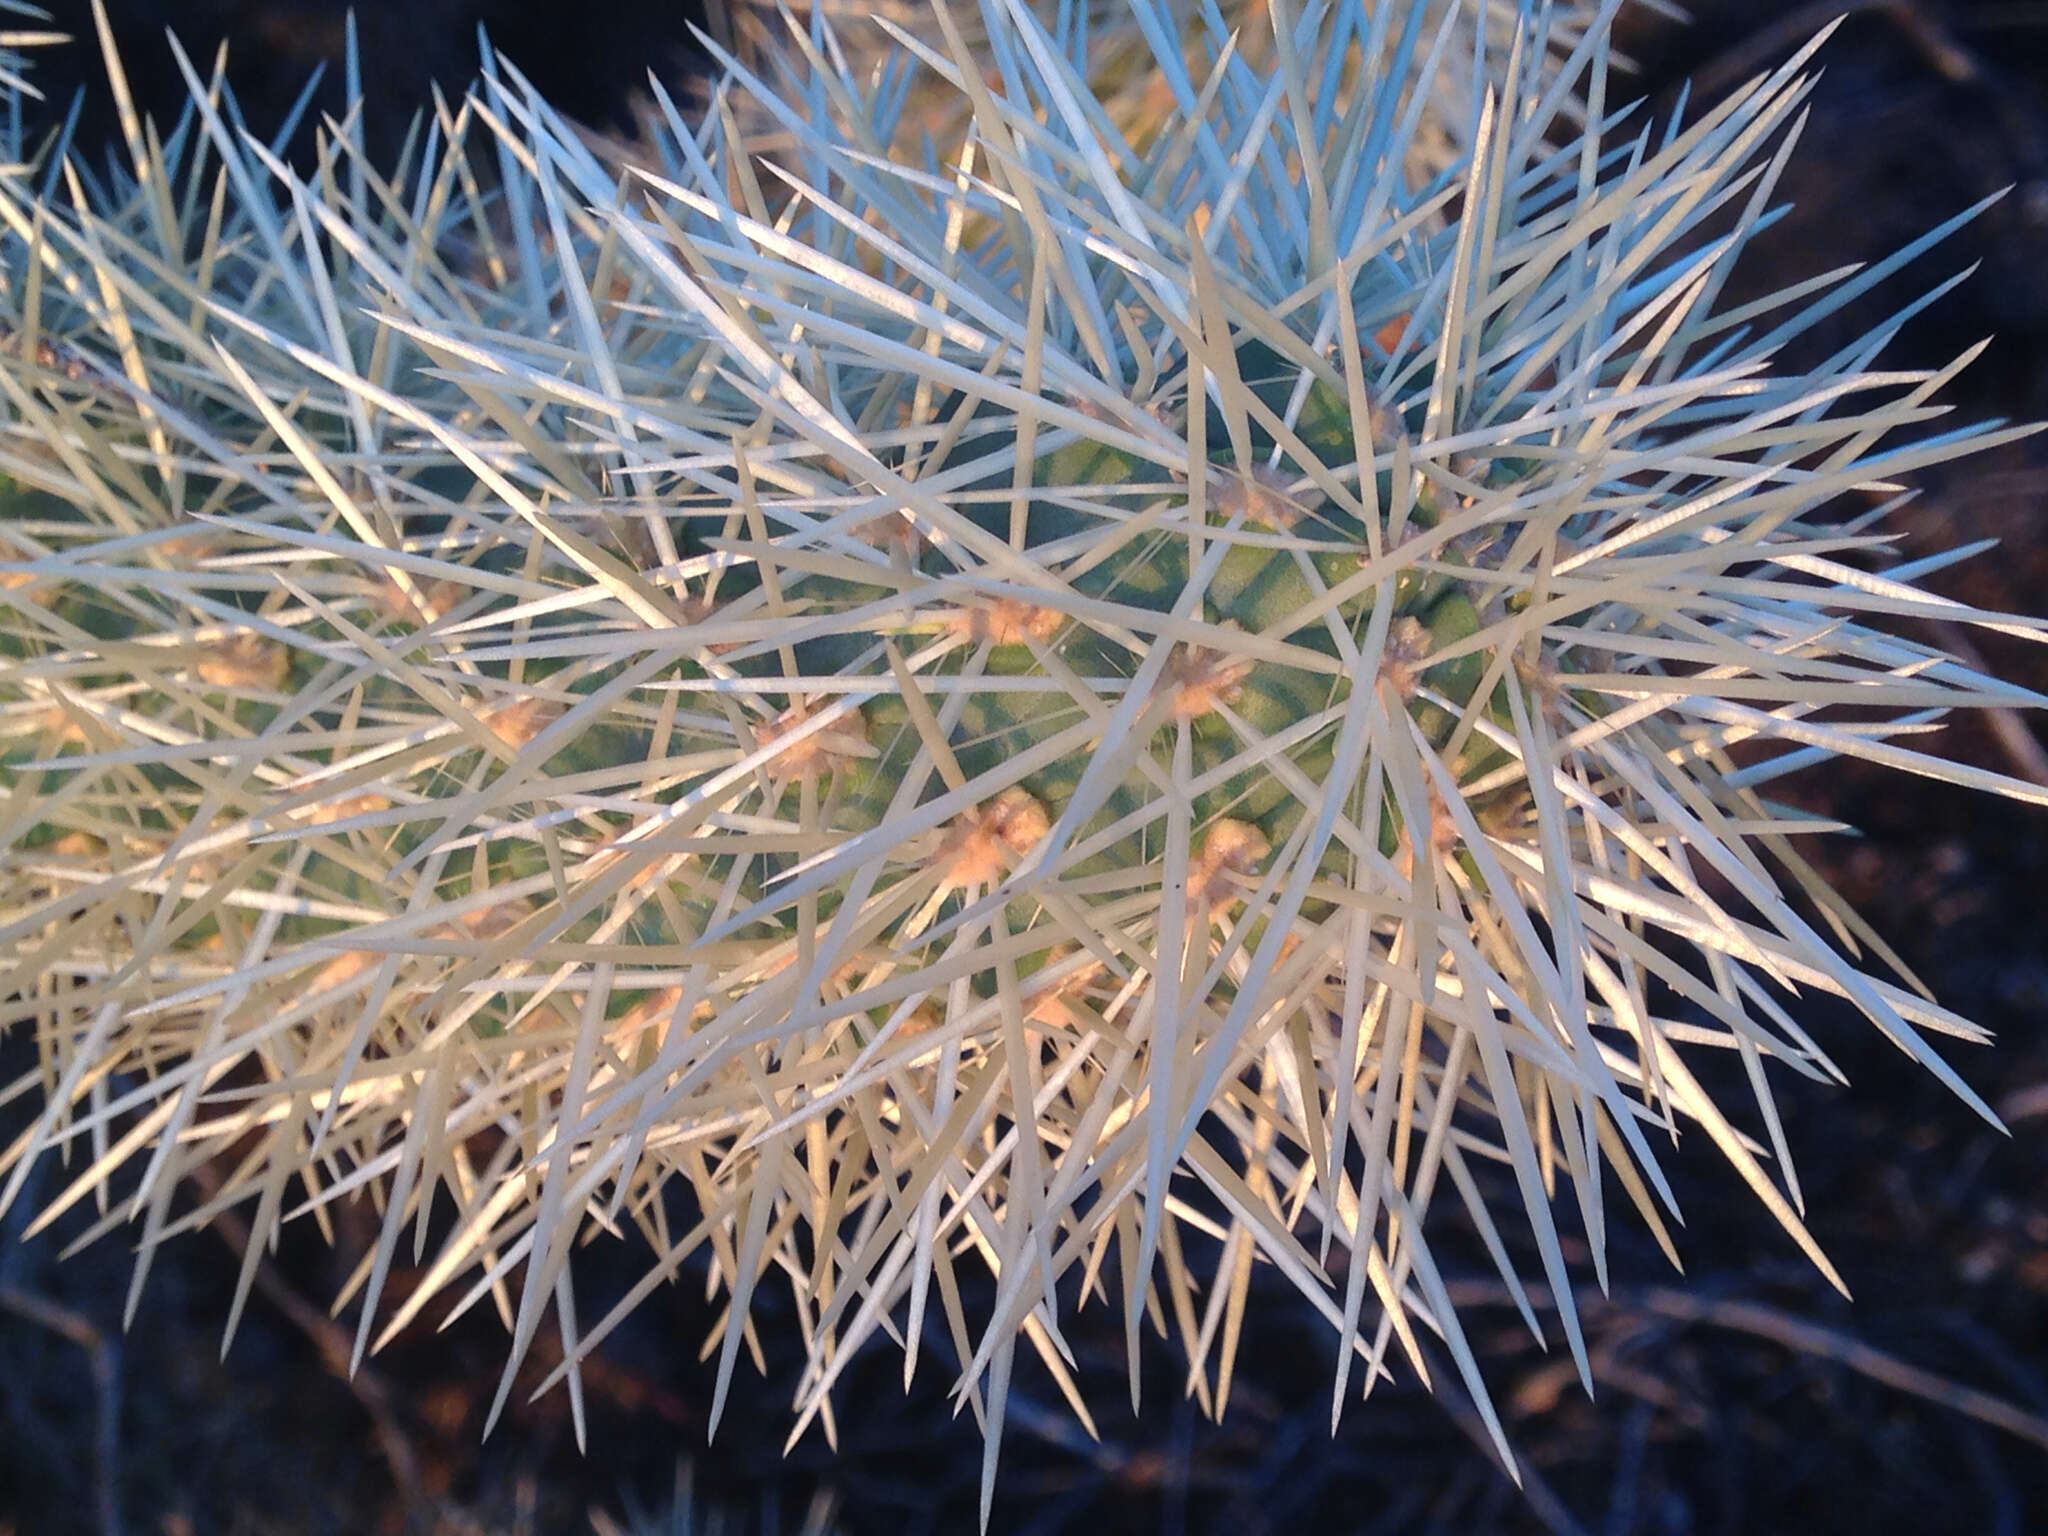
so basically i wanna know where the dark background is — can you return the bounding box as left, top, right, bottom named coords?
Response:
left=4, top=2, right=2048, bottom=1532
left=14, top=1, right=712, bottom=161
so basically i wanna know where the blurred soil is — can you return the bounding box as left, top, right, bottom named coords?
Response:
left=6, top=2, right=2048, bottom=1532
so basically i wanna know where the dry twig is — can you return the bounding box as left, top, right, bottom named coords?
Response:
left=0, top=1284, right=122, bottom=1536
left=1448, top=1280, right=2048, bottom=1456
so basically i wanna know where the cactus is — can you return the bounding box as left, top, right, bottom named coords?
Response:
left=1, top=0, right=2044, bottom=1516
left=710, top=0, right=1624, bottom=179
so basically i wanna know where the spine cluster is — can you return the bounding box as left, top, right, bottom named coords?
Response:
left=0, top=0, right=2041, bottom=1508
